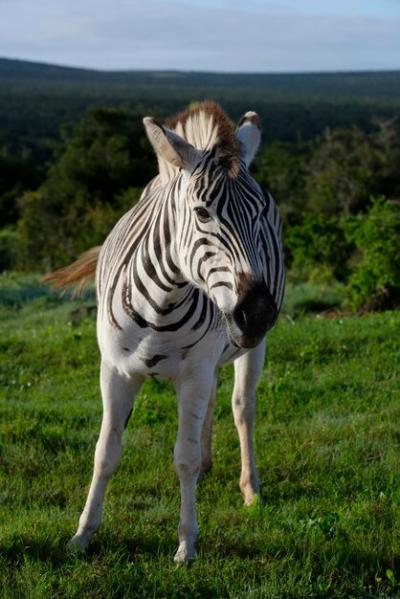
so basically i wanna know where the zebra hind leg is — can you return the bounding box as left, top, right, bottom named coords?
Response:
left=68, top=361, right=143, bottom=552
left=198, top=383, right=216, bottom=481
left=174, top=368, right=215, bottom=563
left=231, top=341, right=265, bottom=506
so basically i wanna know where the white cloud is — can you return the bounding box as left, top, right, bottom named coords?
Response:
left=1, top=0, right=399, bottom=71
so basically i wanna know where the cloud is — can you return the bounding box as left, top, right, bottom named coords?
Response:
left=1, top=0, right=399, bottom=71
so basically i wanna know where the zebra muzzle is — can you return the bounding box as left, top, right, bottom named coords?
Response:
left=229, top=280, right=278, bottom=348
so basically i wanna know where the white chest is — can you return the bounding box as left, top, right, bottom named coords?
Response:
left=97, top=314, right=244, bottom=383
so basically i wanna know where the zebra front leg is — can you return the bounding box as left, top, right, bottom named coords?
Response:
left=199, top=383, right=216, bottom=480
left=68, top=361, right=143, bottom=551
left=232, top=341, right=265, bottom=506
left=174, top=368, right=215, bottom=563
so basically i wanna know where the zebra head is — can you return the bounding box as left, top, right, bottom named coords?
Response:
left=143, top=103, right=280, bottom=348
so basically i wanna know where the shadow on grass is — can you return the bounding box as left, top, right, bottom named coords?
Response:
left=207, top=538, right=265, bottom=559
left=0, top=531, right=175, bottom=566
left=0, top=524, right=268, bottom=566
left=0, top=535, right=73, bottom=567
left=2, top=530, right=400, bottom=598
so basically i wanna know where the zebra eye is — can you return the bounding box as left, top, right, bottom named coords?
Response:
left=194, top=207, right=211, bottom=223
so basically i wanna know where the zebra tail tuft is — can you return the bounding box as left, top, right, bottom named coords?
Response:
left=42, top=246, right=101, bottom=296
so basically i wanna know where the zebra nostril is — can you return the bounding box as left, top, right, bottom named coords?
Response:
left=234, top=307, right=247, bottom=331
left=233, top=279, right=277, bottom=340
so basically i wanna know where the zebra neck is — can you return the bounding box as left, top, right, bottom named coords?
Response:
left=121, top=178, right=198, bottom=323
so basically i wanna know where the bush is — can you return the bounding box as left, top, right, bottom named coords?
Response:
left=345, top=197, right=400, bottom=311
left=285, top=214, right=353, bottom=283
left=0, top=226, right=19, bottom=271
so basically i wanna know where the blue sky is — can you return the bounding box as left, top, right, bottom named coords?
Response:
left=1, top=0, right=400, bottom=72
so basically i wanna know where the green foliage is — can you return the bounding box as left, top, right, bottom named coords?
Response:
left=1, top=275, right=400, bottom=597
left=16, top=108, right=153, bottom=269
left=51, top=108, right=154, bottom=200
left=253, top=141, right=311, bottom=222
left=304, top=120, right=400, bottom=216
left=0, top=145, right=43, bottom=225
left=345, top=197, right=400, bottom=311
left=285, top=197, right=400, bottom=313
left=304, top=127, right=378, bottom=215
left=254, top=119, right=400, bottom=230
left=0, top=227, right=19, bottom=271
left=285, top=214, right=353, bottom=283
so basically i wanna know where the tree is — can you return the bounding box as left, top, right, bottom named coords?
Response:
left=0, top=145, right=42, bottom=225
left=304, top=120, right=400, bottom=216
left=254, top=141, right=311, bottom=224
left=17, top=108, right=155, bottom=269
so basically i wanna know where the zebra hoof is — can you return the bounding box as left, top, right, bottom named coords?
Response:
left=244, top=493, right=262, bottom=509
left=174, top=543, right=196, bottom=564
left=67, top=534, right=89, bottom=554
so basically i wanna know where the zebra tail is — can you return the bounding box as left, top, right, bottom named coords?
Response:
left=42, top=246, right=101, bottom=295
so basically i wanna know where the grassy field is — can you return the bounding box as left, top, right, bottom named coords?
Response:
left=1, top=274, right=400, bottom=598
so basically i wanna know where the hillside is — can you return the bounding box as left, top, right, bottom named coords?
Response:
left=2, top=57, right=400, bottom=98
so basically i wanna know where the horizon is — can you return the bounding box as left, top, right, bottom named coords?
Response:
left=2, top=55, right=400, bottom=77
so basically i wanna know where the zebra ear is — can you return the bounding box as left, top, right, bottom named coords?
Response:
left=235, top=112, right=261, bottom=167
left=143, top=117, right=201, bottom=170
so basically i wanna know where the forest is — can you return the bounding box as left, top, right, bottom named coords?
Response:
left=1, top=57, right=400, bottom=312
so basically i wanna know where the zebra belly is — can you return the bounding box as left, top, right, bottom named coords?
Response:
left=97, top=316, right=240, bottom=382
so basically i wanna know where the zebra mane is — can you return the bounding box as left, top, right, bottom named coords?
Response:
left=160, top=101, right=240, bottom=180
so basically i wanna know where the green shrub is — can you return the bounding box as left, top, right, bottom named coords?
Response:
left=0, top=226, right=19, bottom=271
left=285, top=214, right=353, bottom=283
left=345, top=197, right=400, bottom=311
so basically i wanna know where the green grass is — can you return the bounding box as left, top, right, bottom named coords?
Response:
left=1, top=274, right=400, bottom=598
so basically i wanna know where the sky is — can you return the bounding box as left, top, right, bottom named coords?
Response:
left=1, top=0, right=400, bottom=73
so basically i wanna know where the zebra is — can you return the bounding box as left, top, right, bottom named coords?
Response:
left=46, top=101, right=285, bottom=563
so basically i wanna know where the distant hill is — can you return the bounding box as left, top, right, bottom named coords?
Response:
left=0, top=58, right=98, bottom=80
left=1, top=57, right=400, bottom=99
